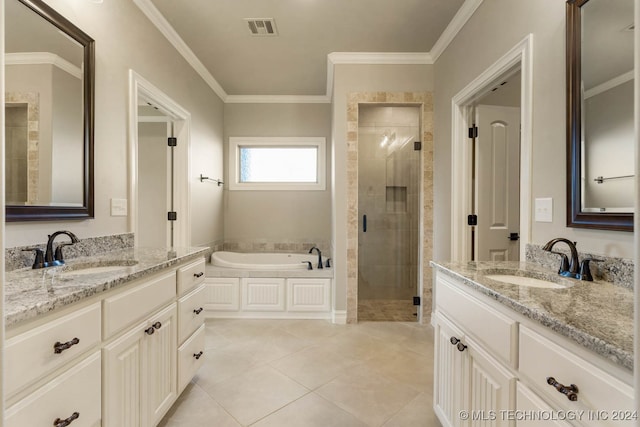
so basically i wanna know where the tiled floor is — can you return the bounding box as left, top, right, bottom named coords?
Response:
left=358, top=299, right=417, bottom=322
left=159, top=319, right=440, bottom=427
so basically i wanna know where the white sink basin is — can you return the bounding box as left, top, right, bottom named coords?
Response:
left=485, top=274, right=567, bottom=289
left=55, top=261, right=139, bottom=277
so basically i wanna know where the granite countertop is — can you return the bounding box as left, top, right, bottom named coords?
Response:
left=5, top=246, right=209, bottom=328
left=431, top=261, right=634, bottom=371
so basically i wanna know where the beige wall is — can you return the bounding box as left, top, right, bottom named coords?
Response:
left=331, top=64, right=434, bottom=312
left=5, top=0, right=225, bottom=249
left=433, top=0, right=634, bottom=261
left=223, top=103, right=332, bottom=248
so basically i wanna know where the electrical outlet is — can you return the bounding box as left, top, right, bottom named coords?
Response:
left=535, top=198, right=553, bottom=222
left=110, top=198, right=128, bottom=216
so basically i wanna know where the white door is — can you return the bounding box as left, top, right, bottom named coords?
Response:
left=475, top=105, right=521, bottom=261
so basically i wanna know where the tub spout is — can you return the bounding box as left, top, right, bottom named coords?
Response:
left=308, top=246, right=323, bottom=269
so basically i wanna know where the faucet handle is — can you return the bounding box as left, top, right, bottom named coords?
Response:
left=22, top=248, right=45, bottom=269
left=578, top=258, right=603, bottom=281
left=549, top=251, right=570, bottom=274
left=54, top=242, right=75, bottom=262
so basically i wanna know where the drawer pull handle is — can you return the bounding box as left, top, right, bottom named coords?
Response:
left=53, top=338, right=80, bottom=354
left=54, top=411, right=79, bottom=427
left=449, top=336, right=467, bottom=352
left=194, top=272, right=204, bottom=278
left=546, top=377, right=579, bottom=401
left=193, top=307, right=204, bottom=315
left=193, top=351, right=203, bottom=360
left=145, top=326, right=155, bottom=335
left=153, top=321, right=162, bottom=330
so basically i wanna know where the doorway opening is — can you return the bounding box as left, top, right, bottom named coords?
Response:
left=470, top=70, right=521, bottom=261
left=451, top=35, right=533, bottom=262
left=129, top=70, right=191, bottom=248
left=357, top=105, right=422, bottom=322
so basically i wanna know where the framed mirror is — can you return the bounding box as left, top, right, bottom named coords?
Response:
left=5, top=0, right=94, bottom=221
left=566, top=0, right=635, bottom=231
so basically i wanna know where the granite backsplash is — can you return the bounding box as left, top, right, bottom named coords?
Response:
left=6, top=233, right=134, bottom=272
left=526, top=243, right=633, bottom=289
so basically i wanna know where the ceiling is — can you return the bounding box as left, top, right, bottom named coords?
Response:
left=141, top=0, right=469, bottom=100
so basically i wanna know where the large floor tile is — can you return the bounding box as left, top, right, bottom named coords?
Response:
left=205, top=364, right=310, bottom=426
left=382, top=391, right=441, bottom=427
left=316, top=365, right=420, bottom=427
left=250, top=393, right=369, bottom=427
left=157, top=382, right=241, bottom=427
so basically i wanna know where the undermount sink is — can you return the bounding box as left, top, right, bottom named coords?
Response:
left=484, top=274, right=569, bottom=289
left=55, top=260, right=139, bottom=277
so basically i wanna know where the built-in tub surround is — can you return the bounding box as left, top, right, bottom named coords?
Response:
left=4, top=246, right=208, bottom=327
left=211, top=251, right=323, bottom=271
left=5, top=232, right=134, bottom=272
left=431, top=261, right=633, bottom=370
left=526, top=243, right=633, bottom=289
left=222, top=240, right=330, bottom=255
left=346, top=91, right=433, bottom=324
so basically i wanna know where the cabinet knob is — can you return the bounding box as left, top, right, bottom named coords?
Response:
left=194, top=272, right=204, bottom=278
left=456, top=342, right=467, bottom=352
left=450, top=336, right=460, bottom=345
left=153, top=321, right=162, bottom=330
left=53, top=338, right=80, bottom=354
left=193, top=351, right=203, bottom=360
left=193, top=307, right=204, bottom=315
left=145, top=326, right=155, bottom=335
left=546, top=377, right=579, bottom=401
left=53, top=411, right=79, bottom=427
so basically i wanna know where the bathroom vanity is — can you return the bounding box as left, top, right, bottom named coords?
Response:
left=431, top=261, right=634, bottom=427
left=4, top=247, right=208, bottom=427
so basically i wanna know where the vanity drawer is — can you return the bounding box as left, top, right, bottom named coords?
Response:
left=519, top=326, right=633, bottom=423
left=5, top=351, right=101, bottom=427
left=103, top=271, right=176, bottom=339
left=436, top=276, right=516, bottom=364
left=5, top=302, right=101, bottom=398
left=177, top=258, right=206, bottom=295
left=178, top=284, right=206, bottom=344
left=178, top=324, right=206, bottom=392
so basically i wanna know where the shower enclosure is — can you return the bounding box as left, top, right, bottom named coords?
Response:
left=358, top=106, right=421, bottom=321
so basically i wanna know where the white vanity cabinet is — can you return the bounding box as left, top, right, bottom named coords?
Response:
left=103, top=302, right=178, bottom=427
left=433, top=276, right=517, bottom=427
left=433, top=268, right=634, bottom=427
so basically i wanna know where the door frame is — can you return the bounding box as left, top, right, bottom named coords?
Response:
left=128, top=70, right=191, bottom=248
left=451, top=34, right=533, bottom=261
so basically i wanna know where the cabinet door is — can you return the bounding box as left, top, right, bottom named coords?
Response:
left=144, top=303, right=178, bottom=427
left=466, top=336, right=516, bottom=427
left=434, top=312, right=466, bottom=427
left=103, top=324, right=145, bottom=427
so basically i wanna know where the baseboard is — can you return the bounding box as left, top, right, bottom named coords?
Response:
left=332, top=310, right=347, bottom=325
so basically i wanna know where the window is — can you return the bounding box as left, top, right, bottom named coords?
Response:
left=229, top=137, right=326, bottom=190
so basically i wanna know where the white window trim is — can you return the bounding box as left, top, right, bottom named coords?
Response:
left=228, top=137, right=326, bottom=191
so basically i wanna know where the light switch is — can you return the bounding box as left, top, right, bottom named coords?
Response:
left=111, top=198, right=128, bottom=216
left=535, top=198, right=553, bottom=222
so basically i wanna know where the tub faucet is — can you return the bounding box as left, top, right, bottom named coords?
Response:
left=541, top=238, right=596, bottom=280
left=45, top=231, right=79, bottom=265
left=308, top=246, right=323, bottom=269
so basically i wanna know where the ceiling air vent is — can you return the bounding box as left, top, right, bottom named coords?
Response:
left=245, top=18, right=278, bottom=36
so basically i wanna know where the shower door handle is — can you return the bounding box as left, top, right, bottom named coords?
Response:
left=363, top=215, right=367, bottom=232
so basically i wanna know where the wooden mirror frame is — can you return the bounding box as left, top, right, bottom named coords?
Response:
left=6, top=0, right=94, bottom=222
left=566, top=0, right=633, bottom=231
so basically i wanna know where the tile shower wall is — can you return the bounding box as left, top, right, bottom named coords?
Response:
left=358, top=106, right=420, bottom=301
left=345, top=92, right=434, bottom=324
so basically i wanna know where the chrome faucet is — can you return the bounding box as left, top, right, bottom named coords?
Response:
left=45, top=231, right=79, bottom=265
left=542, top=238, right=597, bottom=281
left=308, top=246, right=323, bottom=269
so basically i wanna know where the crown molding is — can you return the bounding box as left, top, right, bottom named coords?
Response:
left=430, top=0, right=484, bottom=62
left=225, top=94, right=331, bottom=104
left=5, top=52, right=82, bottom=79
left=134, top=0, right=483, bottom=104
left=132, top=0, right=228, bottom=102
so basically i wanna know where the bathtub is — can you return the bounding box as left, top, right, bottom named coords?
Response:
left=210, top=251, right=319, bottom=270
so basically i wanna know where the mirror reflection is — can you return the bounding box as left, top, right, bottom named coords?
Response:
left=5, top=0, right=93, bottom=220
left=580, top=0, right=634, bottom=213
